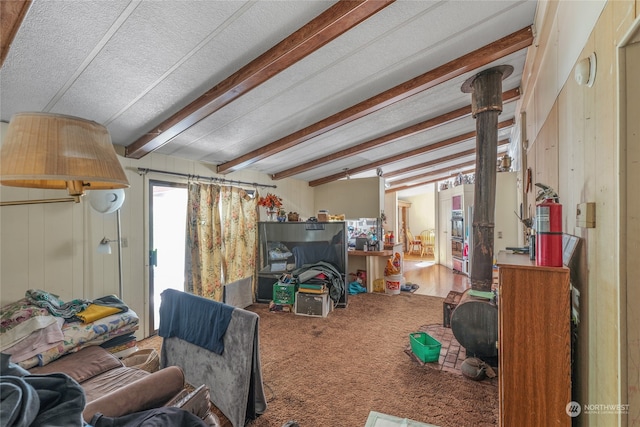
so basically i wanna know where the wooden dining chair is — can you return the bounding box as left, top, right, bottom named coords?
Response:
left=406, top=230, right=422, bottom=255
left=420, top=229, right=435, bottom=257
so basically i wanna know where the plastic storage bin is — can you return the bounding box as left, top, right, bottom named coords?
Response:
left=272, top=283, right=296, bottom=305
left=409, top=332, right=441, bottom=363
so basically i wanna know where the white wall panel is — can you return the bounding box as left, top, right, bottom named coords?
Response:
left=314, top=177, right=383, bottom=220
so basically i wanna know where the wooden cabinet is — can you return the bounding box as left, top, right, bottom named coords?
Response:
left=497, top=251, right=571, bottom=426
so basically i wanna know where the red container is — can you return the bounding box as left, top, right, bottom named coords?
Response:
left=536, top=199, right=563, bottom=267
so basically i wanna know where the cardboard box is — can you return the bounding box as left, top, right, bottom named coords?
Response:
left=294, top=292, right=331, bottom=317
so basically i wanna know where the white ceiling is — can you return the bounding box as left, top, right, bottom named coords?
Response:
left=0, top=0, right=538, bottom=193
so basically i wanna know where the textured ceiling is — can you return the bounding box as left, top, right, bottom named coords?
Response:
left=0, top=0, right=538, bottom=192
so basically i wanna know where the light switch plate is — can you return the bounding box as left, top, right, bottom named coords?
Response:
left=576, top=202, right=596, bottom=228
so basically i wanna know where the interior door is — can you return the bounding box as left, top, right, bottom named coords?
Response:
left=400, top=206, right=407, bottom=249
left=149, top=180, right=187, bottom=334
left=398, top=201, right=410, bottom=251
left=439, top=199, right=452, bottom=268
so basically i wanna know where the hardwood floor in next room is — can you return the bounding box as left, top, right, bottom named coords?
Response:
left=402, top=255, right=470, bottom=298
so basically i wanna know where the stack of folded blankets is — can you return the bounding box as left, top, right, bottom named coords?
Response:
left=0, top=289, right=139, bottom=368
left=297, top=283, right=327, bottom=295
left=291, top=261, right=344, bottom=303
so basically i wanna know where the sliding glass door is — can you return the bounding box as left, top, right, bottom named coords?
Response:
left=148, top=180, right=187, bottom=334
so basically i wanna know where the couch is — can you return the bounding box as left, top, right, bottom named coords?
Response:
left=29, top=345, right=219, bottom=426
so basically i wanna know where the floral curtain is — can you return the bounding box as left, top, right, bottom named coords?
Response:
left=220, top=186, right=258, bottom=287
left=186, top=183, right=259, bottom=302
left=186, top=183, right=223, bottom=300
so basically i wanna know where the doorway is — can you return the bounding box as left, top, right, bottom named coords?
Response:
left=398, top=200, right=410, bottom=251
left=438, top=196, right=452, bottom=269
left=148, top=180, right=188, bottom=334
left=620, top=20, right=640, bottom=420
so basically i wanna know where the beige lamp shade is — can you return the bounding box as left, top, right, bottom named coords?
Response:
left=0, top=112, right=129, bottom=201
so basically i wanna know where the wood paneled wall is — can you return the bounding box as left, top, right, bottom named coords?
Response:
left=522, top=1, right=638, bottom=425
left=621, top=10, right=640, bottom=426
left=0, top=128, right=316, bottom=339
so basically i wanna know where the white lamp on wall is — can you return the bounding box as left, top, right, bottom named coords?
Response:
left=574, top=52, right=597, bottom=87
left=90, top=189, right=126, bottom=298
left=97, top=237, right=116, bottom=254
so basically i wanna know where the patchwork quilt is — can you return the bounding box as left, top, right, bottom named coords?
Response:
left=0, top=291, right=139, bottom=369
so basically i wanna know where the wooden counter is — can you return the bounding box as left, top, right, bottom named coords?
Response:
left=347, top=243, right=403, bottom=292
left=348, top=249, right=394, bottom=257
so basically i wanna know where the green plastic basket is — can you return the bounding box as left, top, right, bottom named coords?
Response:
left=409, top=332, right=441, bottom=363
left=272, top=283, right=296, bottom=305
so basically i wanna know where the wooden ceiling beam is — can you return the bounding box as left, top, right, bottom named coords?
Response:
left=308, top=132, right=477, bottom=187
left=383, top=136, right=510, bottom=179
left=272, top=88, right=519, bottom=180
left=385, top=142, right=510, bottom=193
left=308, top=119, right=513, bottom=187
left=385, top=173, right=470, bottom=193
left=385, top=168, right=476, bottom=194
left=0, top=1, right=31, bottom=67
left=390, top=159, right=477, bottom=186
left=217, top=25, right=533, bottom=174
left=386, top=141, right=508, bottom=186
left=391, top=160, right=476, bottom=186
left=124, top=0, right=395, bottom=159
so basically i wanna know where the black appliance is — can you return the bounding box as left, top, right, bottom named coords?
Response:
left=451, top=239, right=463, bottom=259
left=451, top=210, right=464, bottom=240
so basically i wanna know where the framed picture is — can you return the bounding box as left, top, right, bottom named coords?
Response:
left=562, top=234, right=580, bottom=266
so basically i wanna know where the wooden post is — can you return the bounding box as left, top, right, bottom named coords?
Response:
left=462, top=65, right=513, bottom=291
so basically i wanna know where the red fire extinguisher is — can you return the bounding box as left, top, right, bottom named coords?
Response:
left=535, top=183, right=563, bottom=267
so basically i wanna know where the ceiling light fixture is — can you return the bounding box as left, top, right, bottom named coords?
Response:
left=574, top=52, right=596, bottom=87
left=0, top=112, right=129, bottom=202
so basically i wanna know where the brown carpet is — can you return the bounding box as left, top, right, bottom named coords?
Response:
left=140, top=292, right=497, bottom=427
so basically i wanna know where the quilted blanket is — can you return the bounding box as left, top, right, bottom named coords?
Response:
left=0, top=292, right=139, bottom=369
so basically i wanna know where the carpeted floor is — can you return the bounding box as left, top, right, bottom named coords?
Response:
left=140, top=292, right=497, bottom=427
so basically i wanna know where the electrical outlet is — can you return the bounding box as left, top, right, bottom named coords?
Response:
left=121, top=237, right=128, bottom=248
left=497, top=231, right=502, bottom=239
